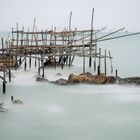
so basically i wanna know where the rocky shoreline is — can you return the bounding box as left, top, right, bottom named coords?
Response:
left=36, top=72, right=140, bottom=86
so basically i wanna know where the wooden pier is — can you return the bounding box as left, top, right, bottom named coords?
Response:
left=1, top=9, right=140, bottom=92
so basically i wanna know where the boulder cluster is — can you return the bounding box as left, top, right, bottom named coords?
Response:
left=36, top=72, right=140, bottom=86
left=55, top=72, right=116, bottom=85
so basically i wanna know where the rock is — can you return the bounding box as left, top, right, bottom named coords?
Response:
left=122, top=77, right=140, bottom=85
left=68, top=73, right=93, bottom=83
left=13, top=99, right=23, bottom=104
left=55, top=78, right=68, bottom=85
left=106, top=76, right=117, bottom=84
left=94, top=74, right=107, bottom=84
left=56, top=73, right=62, bottom=76
left=36, top=76, right=48, bottom=82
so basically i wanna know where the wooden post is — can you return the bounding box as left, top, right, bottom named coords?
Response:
left=98, top=48, right=101, bottom=74
left=69, top=11, right=72, bottom=32
left=24, top=50, right=27, bottom=71
left=97, top=65, right=100, bottom=75
left=89, top=8, right=94, bottom=67
left=115, top=70, right=118, bottom=78
left=109, top=51, right=113, bottom=74
left=2, top=40, right=6, bottom=93
left=104, top=49, right=107, bottom=75
left=29, top=55, right=31, bottom=68
left=82, top=33, right=85, bottom=74
left=41, top=53, right=44, bottom=79
left=15, top=22, right=19, bottom=70
left=35, top=54, right=37, bottom=67
left=38, top=59, right=40, bottom=75
left=3, top=82, right=6, bottom=94
left=9, top=68, right=11, bottom=82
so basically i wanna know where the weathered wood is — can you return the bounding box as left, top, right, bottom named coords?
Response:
left=82, top=33, right=85, bottom=74
left=104, top=49, right=107, bottom=75
left=3, top=82, right=6, bottom=94
left=109, top=51, right=113, bottom=74
left=89, top=8, right=94, bottom=67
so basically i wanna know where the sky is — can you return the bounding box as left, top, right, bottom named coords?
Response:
left=0, top=0, right=140, bottom=32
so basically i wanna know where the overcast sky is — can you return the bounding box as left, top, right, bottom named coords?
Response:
left=0, top=0, right=140, bottom=31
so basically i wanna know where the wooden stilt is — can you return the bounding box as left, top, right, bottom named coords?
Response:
left=104, top=49, right=107, bottom=75
left=38, top=59, right=40, bottom=75
left=98, top=48, right=101, bottom=74
left=82, top=33, right=85, bottom=74
left=3, top=82, right=6, bottom=94
left=97, top=65, right=100, bottom=75
left=29, top=55, right=31, bottom=68
left=89, top=8, right=94, bottom=67
left=9, top=69, right=11, bottom=82
left=115, top=70, right=118, bottom=78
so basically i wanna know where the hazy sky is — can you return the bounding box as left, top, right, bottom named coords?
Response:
left=0, top=0, right=140, bottom=31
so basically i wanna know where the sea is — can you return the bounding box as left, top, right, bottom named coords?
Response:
left=0, top=31, right=140, bottom=140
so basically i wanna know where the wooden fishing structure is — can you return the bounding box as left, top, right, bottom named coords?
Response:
left=0, top=8, right=140, bottom=93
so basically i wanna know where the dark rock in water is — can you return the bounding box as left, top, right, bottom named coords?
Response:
left=106, top=76, right=117, bottom=84
left=121, top=77, right=140, bottom=85
left=0, top=103, right=6, bottom=112
left=56, top=73, right=62, bottom=76
left=94, top=74, right=107, bottom=84
left=55, top=78, right=68, bottom=85
left=68, top=73, right=116, bottom=84
left=36, top=76, right=48, bottom=82
left=68, top=73, right=93, bottom=83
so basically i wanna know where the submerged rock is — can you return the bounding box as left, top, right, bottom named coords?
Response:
left=106, top=76, right=117, bottom=84
left=94, top=74, right=107, bottom=84
left=68, top=72, right=94, bottom=83
left=36, top=76, right=48, bottom=82
left=55, top=78, right=68, bottom=85
left=120, top=77, right=140, bottom=85
left=67, top=73, right=117, bottom=84
left=56, top=73, right=62, bottom=76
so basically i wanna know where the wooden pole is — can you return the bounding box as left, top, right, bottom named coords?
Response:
left=104, top=49, right=107, bottom=75
left=82, top=33, right=85, bottom=74
left=69, top=11, right=72, bottom=32
left=1, top=38, right=6, bottom=93
left=98, top=48, right=101, bottom=74
left=38, top=59, right=40, bottom=75
left=41, top=53, right=44, bottom=79
left=89, top=8, right=94, bottom=67
left=109, top=51, right=113, bottom=74
left=29, top=55, right=31, bottom=68
left=24, top=50, right=27, bottom=71
left=9, top=68, right=11, bottom=82
left=115, top=70, right=118, bottom=78
left=3, top=82, right=6, bottom=94
left=15, top=22, right=19, bottom=70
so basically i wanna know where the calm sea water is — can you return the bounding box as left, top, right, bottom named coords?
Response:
left=0, top=32, right=140, bottom=140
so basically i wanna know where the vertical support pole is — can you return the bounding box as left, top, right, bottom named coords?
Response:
left=104, top=49, right=107, bottom=75
left=15, top=22, right=19, bottom=70
left=38, top=59, right=40, bottom=75
left=82, top=33, right=85, bottom=74
left=35, top=54, right=37, bottom=67
left=1, top=38, right=6, bottom=93
left=109, top=51, right=113, bottom=74
left=24, top=50, right=27, bottom=71
left=3, top=82, right=6, bottom=94
left=115, top=70, right=118, bottom=78
left=69, top=11, right=72, bottom=32
left=94, top=33, right=97, bottom=72
left=41, top=53, right=44, bottom=79
left=29, top=55, right=31, bottom=68
left=98, top=48, right=101, bottom=74
left=89, top=8, right=94, bottom=67
left=9, top=68, right=11, bottom=82
left=97, top=65, right=100, bottom=75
